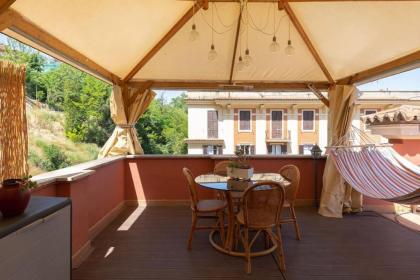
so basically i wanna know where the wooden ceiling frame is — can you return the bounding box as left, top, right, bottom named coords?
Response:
left=307, top=83, right=329, bottom=107
left=0, top=8, right=12, bottom=30
left=337, top=50, right=420, bottom=85
left=129, top=80, right=330, bottom=91
left=4, top=10, right=122, bottom=85
left=282, top=1, right=334, bottom=84
left=198, top=0, right=420, bottom=2
left=229, top=3, right=242, bottom=83
left=0, top=0, right=15, bottom=15
left=123, top=0, right=208, bottom=83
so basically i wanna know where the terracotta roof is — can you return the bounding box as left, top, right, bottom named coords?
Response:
left=361, top=105, right=420, bottom=125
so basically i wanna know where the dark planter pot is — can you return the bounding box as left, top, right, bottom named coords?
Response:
left=0, top=179, right=31, bottom=218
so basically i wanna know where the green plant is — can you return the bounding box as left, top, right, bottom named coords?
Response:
left=20, top=175, right=38, bottom=191
left=228, top=148, right=251, bottom=169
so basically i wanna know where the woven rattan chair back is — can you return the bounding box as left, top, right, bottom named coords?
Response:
left=213, top=161, right=230, bottom=176
left=183, top=168, right=198, bottom=210
left=241, top=181, right=285, bottom=228
left=279, top=165, right=301, bottom=203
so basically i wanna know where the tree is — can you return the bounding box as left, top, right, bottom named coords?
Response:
left=136, top=94, right=187, bottom=154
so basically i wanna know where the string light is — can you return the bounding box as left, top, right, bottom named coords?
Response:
left=208, top=2, right=218, bottom=61
left=285, top=18, right=294, bottom=55
left=269, top=3, right=280, bottom=53
left=189, top=2, right=199, bottom=41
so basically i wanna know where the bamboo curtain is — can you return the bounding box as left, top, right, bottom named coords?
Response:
left=319, top=85, right=362, bottom=218
left=98, top=85, right=155, bottom=158
left=0, top=62, right=28, bottom=182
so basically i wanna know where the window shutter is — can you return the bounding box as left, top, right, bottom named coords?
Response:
left=267, top=144, right=272, bottom=154
left=250, top=145, right=255, bottom=155
left=207, top=111, right=218, bottom=138
left=271, top=111, right=282, bottom=138
left=203, top=145, right=208, bottom=155
left=217, top=146, right=223, bottom=155
left=281, top=144, right=287, bottom=154
left=239, top=111, right=251, bottom=131
left=302, top=110, right=314, bottom=131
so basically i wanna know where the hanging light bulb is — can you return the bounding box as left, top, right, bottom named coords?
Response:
left=285, top=40, right=295, bottom=56
left=237, top=56, right=245, bottom=72
left=284, top=18, right=294, bottom=56
left=270, top=36, right=280, bottom=53
left=189, top=24, right=199, bottom=41
left=208, top=44, right=217, bottom=61
left=243, top=49, right=252, bottom=67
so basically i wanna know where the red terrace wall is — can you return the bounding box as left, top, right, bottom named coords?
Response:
left=389, top=139, right=420, bottom=165
left=125, top=157, right=216, bottom=202
left=30, top=159, right=125, bottom=256
left=125, top=156, right=326, bottom=204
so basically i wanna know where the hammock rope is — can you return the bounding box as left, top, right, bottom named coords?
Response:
left=327, top=126, right=420, bottom=205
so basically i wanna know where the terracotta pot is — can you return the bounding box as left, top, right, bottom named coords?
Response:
left=0, top=179, right=31, bottom=218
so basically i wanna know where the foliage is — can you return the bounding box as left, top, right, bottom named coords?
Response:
left=1, top=36, right=188, bottom=161
left=0, top=38, right=47, bottom=100
left=136, top=94, right=188, bottom=154
left=229, top=148, right=251, bottom=169
left=31, top=140, right=70, bottom=171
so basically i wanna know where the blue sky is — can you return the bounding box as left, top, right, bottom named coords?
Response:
left=1, top=33, right=419, bottom=96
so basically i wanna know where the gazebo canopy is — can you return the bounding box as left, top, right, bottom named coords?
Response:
left=1, top=0, right=420, bottom=91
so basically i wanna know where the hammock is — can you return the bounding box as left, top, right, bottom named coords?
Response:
left=328, top=126, right=420, bottom=205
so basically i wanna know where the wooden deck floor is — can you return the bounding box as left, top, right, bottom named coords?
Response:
left=72, top=206, right=420, bottom=280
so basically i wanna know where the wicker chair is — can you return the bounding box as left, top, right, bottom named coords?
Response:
left=236, top=181, right=286, bottom=274
left=279, top=164, right=302, bottom=240
left=182, top=168, right=227, bottom=250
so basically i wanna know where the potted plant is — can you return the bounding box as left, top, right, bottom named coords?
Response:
left=227, top=148, right=254, bottom=180
left=0, top=175, right=37, bottom=218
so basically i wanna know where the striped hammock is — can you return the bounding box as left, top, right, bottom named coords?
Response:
left=328, top=127, right=420, bottom=205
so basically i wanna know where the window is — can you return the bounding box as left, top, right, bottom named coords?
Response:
left=237, top=145, right=255, bottom=155
left=302, top=110, right=315, bottom=132
left=239, top=110, right=251, bottom=132
left=299, top=144, right=314, bottom=155
left=203, top=145, right=222, bottom=155
left=207, top=110, right=218, bottom=138
left=271, top=110, right=283, bottom=138
left=269, top=144, right=287, bottom=155
left=364, top=109, right=377, bottom=116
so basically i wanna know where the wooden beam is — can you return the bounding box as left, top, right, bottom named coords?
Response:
left=308, top=83, right=329, bottom=107
left=0, top=0, right=15, bottom=16
left=229, top=4, right=242, bottom=83
left=337, top=50, right=420, bottom=85
left=123, top=1, right=204, bottom=83
left=282, top=2, right=334, bottom=84
left=197, top=0, right=420, bottom=2
left=8, top=10, right=122, bottom=84
left=0, top=8, right=12, bottom=31
left=128, top=80, right=331, bottom=91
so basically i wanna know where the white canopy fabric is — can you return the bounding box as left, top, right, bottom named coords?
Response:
left=2, top=0, right=420, bottom=86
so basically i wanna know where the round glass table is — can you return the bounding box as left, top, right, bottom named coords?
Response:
left=195, top=173, right=290, bottom=256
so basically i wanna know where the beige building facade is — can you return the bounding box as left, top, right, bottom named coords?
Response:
left=185, top=91, right=420, bottom=155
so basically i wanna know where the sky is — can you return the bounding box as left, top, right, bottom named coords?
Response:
left=1, top=33, right=419, bottom=97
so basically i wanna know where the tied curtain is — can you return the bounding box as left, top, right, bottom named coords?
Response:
left=98, top=85, right=155, bottom=158
left=0, top=62, right=28, bottom=181
left=319, top=85, right=362, bottom=218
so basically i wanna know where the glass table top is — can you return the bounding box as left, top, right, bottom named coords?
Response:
left=195, top=173, right=290, bottom=192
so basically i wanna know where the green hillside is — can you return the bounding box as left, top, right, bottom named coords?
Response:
left=27, top=100, right=99, bottom=175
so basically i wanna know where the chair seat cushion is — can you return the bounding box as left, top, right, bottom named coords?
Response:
left=197, top=199, right=227, bottom=212
left=236, top=210, right=276, bottom=229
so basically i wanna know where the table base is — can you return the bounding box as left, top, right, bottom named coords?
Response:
left=209, top=230, right=277, bottom=257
